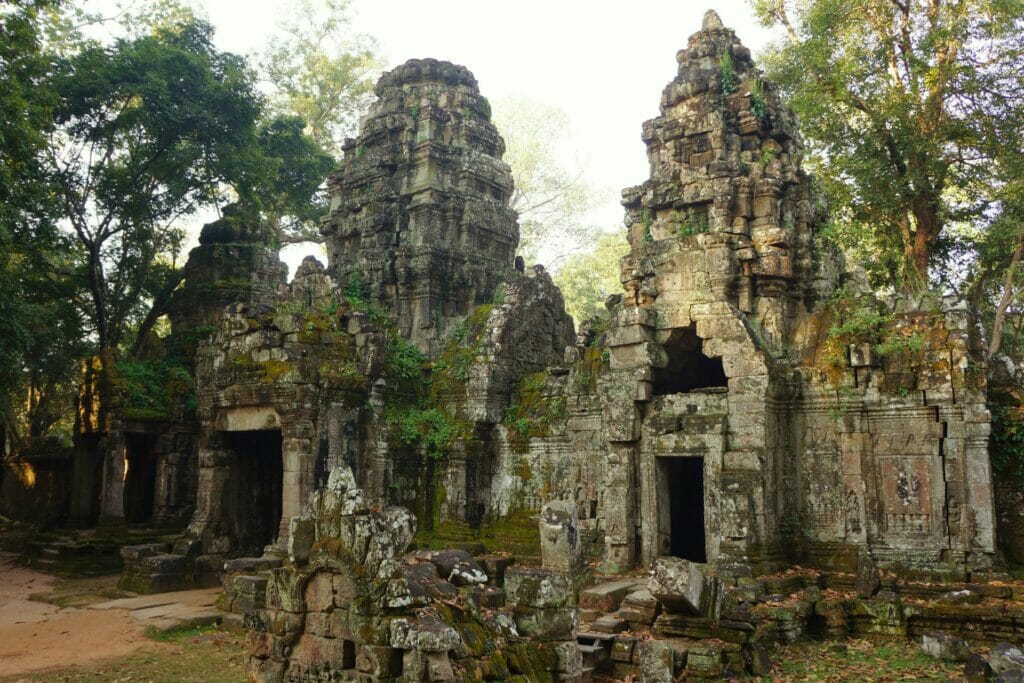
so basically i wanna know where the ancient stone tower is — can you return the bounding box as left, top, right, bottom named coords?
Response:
left=596, top=10, right=995, bottom=577
left=321, top=59, right=519, bottom=355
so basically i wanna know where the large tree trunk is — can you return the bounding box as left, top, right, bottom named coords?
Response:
left=910, top=192, right=940, bottom=286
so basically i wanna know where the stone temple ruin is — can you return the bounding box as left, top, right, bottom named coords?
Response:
left=10, top=11, right=1024, bottom=682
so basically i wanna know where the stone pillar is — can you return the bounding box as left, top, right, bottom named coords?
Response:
left=97, top=433, right=127, bottom=527
left=540, top=500, right=585, bottom=577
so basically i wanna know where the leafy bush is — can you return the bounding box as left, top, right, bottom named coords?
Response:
left=992, top=403, right=1024, bottom=487
left=720, top=48, right=737, bottom=95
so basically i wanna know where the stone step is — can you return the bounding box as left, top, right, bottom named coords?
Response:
left=576, top=643, right=604, bottom=655
left=577, top=630, right=615, bottom=643
left=591, top=614, right=628, bottom=634
left=578, top=579, right=642, bottom=613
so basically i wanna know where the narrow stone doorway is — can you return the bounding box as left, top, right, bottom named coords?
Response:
left=123, top=434, right=158, bottom=523
left=223, top=430, right=283, bottom=556
left=659, top=456, right=707, bottom=562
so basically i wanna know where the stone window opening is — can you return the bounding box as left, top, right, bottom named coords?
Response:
left=658, top=456, right=707, bottom=563
left=222, top=429, right=283, bottom=556
left=652, top=327, right=728, bottom=396
left=123, top=433, right=158, bottom=524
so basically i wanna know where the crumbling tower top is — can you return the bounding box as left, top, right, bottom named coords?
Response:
left=321, top=58, right=519, bottom=354
left=620, top=12, right=832, bottom=343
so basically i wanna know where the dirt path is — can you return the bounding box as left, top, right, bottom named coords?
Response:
left=0, top=553, right=149, bottom=677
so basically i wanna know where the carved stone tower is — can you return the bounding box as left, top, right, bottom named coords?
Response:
left=321, top=59, right=519, bottom=355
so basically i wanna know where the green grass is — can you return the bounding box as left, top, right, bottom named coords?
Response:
left=763, top=638, right=962, bottom=681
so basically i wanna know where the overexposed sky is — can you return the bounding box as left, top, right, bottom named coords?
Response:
left=100, top=0, right=777, bottom=271
left=208, top=0, right=772, bottom=222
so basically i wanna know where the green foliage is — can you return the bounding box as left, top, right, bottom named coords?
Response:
left=491, top=284, right=506, bottom=305
left=343, top=271, right=368, bottom=308
left=384, top=334, right=425, bottom=382
left=750, top=76, right=768, bottom=123
left=259, top=0, right=379, bottom=157
left=386, top=406, right=462, bottom=460
left=874, top=332, right=925, bottom=358
left=503, top=371, right=566, bottom=452
left=553, top=231, right=628, bottom=324
left=0, top=0, right=90, bottom=440
left=673, top=208, right=710, bottom=238
left=641, top=208, right=653, bottom=243
left=992, top=403, right=1024, bottom=488
left=491, top=97, right=597, bottom=264
left=115, top=359, right=195, bottom=420
left=719, top=48, right=736, bottom=95
left=754, top=0, right=1024, bottom=287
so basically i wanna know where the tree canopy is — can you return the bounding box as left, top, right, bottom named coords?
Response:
left=754, top=0, right=1024, bottom=289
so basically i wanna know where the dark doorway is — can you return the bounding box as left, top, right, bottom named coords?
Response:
left=123, top=434, right=158, bottom=523
left=224, top=430, right=283, bottom=556
left=653, top=327, right=728, bottom=396
left=664, top=457, right=706, bottom=562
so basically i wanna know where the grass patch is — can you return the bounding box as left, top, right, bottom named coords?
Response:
left=763, top=638, right=962, bottom=681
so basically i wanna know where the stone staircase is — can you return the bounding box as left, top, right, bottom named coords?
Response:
left=573, top=578, right=663, bottom=679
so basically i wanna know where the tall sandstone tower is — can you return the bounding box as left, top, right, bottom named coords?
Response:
left=321, top=59, right=520, bottom=355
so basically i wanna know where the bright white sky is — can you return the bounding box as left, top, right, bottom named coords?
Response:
left=133, top=0, right=776, bottom=272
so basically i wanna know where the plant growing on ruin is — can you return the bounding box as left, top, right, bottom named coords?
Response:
left=719, top=48, right=737, bottom=95
left=641, top=208, right=653, bottom=243
left=750, top=76, right=768, bottom=124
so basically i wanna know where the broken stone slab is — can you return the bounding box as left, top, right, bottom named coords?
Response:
left=504, top=567, right=574, bottom=608
left=120, top=543, right=169, bottom=562
left=921, top=631, right=970, bottom=662
left=964, top=653, right=994, bottom=682
left=223, top=556, right=283, bottom=573
left=389, top=615, right=462, bottom=653
left=141, top=553, right=187, bottom=574
left=413, top=549, right=488, bottom=586
left=539, top=500, right=585, bottom=576
left=648, top=556, right=721, bottom=618
left=618, top=588, right=661, bottom=626
left=855, top=551, right=881, bottom=599
left=990, top=643, right=1024, bottom=675
left=478, top=554, right=516, bottom=586
left=385, top=561, right=457, bottom=609
left=578, top=579, right=642, bottom=612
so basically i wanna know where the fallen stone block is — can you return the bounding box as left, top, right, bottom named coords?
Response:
left=504, top=567, right=574, bottom=608
left=921, top=631, right=970, bottom=662
left=649, top=556, right=720, bottom=617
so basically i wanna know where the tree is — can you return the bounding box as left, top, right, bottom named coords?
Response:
left=553, top=231, right=629, bottom=324
left=491, top=97, right=598, bottom=266
left=753, top=0, right=1024, bottom=288
left=47, top=18, right=266, bottom=354
left=259, top=0, right=380, bottom=158
left=0, top=0, right=91, bottom=444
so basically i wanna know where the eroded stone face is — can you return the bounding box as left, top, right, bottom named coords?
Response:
left=321, top=58, right=519, bottom=356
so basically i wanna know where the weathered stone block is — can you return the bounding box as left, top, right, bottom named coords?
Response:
left=512, top=605, right=578, bottom=641
left=638, top=639, right=674, bottom=682
left=921, top=631, right=970, bottom=662
left=504, top=568, right=573, bottom=608
left=649, top=556, right=720, bottom=618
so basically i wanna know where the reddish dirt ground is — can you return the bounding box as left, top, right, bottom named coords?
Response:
left=0, top=553, right=149, bottom=678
